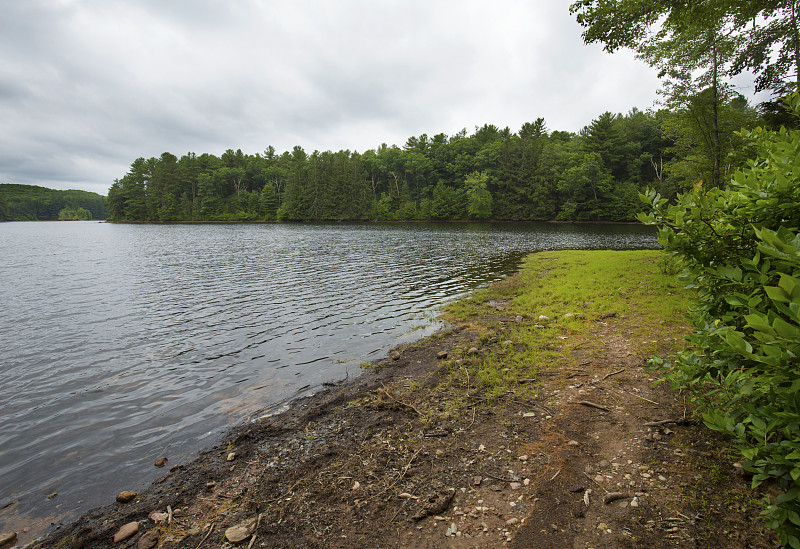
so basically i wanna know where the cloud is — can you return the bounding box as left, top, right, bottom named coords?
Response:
left=0, top=0, right=666, bottom=195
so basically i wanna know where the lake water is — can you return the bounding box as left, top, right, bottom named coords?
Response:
left=0, top=221, right=657, bottom=539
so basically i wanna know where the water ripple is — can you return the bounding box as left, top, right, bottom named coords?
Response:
left=0, top=221, right=657, bottom=536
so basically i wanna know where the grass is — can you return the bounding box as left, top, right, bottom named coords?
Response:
left=441, top=249, right=691, bottom=399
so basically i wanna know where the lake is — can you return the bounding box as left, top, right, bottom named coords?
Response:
left=0, top=221, right=657, bottom=539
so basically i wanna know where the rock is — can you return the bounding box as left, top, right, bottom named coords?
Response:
left=518, top=454, right=528, bottom=461
left=113, top=522, right=139, bottom=543
left=472, top=476, right=482, bottom=486
left=47, top=492, right=58, bottom=499
left=0, top=532, right=18, bottom=549
left=537, top=315, right=550, bottom=322
left=154, top=456, right=168, bottom=467
left=227, top=452, right=236, bottom=462
left=436, top=351, right=448, bottom=359
left=515, top=314, right=523, bottom=324
left=467, top=347, right=479, bottom=355
left=137, top=530, right=159, bottom=549
left=390, top=350, right=401, bottom=361
left=225, top=516, right=258, bottom=544
left=352, top=481, right=361, bottom=490
left=510, top=482, right=522, bottom=490
left=116, top=491, right=137, bottom=503
left=148, top=511, right=169, bottom=523
left=506, top=517, right=519, bottom=526
left=445, top=522, right=458, bottom=536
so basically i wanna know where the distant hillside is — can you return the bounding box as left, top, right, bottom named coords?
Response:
left=0, top=184, right=108, bottom=221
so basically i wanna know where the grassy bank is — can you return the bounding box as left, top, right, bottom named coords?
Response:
left=437, top=249, right=690, bottom=401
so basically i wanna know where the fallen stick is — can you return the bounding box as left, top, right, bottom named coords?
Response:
left=194, top=523, right=214, bottom=549
left=644, top=418, right=693, bottom=427
left=577, top=400, right=611, bottom=412
left=601, top=368, right=626, bottom=381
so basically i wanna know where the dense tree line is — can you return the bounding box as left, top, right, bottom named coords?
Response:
left=106, top=101, right=759, bottom=223
left=0, top=184, right=108, bottom=221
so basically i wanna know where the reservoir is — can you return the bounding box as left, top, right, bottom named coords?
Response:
left=0, top=221, right=657, bottom=537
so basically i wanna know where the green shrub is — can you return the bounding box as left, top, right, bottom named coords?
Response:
left=639, top=93, right=800, bottom=548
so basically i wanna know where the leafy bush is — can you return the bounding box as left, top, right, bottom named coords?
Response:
left=639, top=93, right=800, bottom=548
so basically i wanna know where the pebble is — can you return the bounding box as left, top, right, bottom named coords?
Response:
left=227, top=452, right=236, bottom=462
left=113, top=522, right=138, bottom=543
left=154, top=456, right=168, bottom=467
left=467, top=347, right=479, bottom=355
left=0, top=533, right=18, bottom=549
left=225, top=517, right=258, bottom=544
left=148, top=511, right=169, bottom=523
left=116, top=491, right=137, bottom=503
left=538, top=315, right=550, bottom=322
left=506, top=518, right=519, bottom=526
left=47, top=492, right=58, bottom=499
left=437, top=351, right=448, bottom=359
left=137, top=530, right=159, bottom=549
left=509, top=482, right=522, bottom=490
left=518, top=454, right=528, bottom=461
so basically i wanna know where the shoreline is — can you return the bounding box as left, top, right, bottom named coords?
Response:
left=24, top=250, right=777, bottom=548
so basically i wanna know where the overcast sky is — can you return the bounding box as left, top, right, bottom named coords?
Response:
left=2, top=1, right=675, bottom=195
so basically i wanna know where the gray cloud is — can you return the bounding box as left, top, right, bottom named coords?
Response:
left=1, top=0, right=669, bottom=195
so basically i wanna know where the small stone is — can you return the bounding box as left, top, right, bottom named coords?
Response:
left=467, top=347, right=479, bottom=355
left=598, top=460, right=609, bottom=468
left=445, top=522, right=458, bottom=536
left=390, top=350, right=401, bottom=361
left=0, top=533, right=18, bottom=549
left=437, top=351, right=448, bottom=360
left=225, top=516, right=258, bottom=544
left=630, top=497, right=639, bottom=508
left=538, top=315, right=550, bottom=322
left=510, top=482, right=522, bottom=490
left=472, top=476, right=482, bottom=486
left=518, top=454, right=528, bottom=461
left=567, top=440, right=580, bottom=446
left=113, top=522, right=138, bottom=543
left=515, top=314, right=523, bottom=324
left=148, top=511, right=169, bottom=523
left=154, top=456, right=168, bottom=467
left=506, top=517, right=519, bottom=526
left=137, top=530, right=159, bottom=549
left=597, top=522, right=608, bottom=531
left=523, top=478, right=530, bottom=486
left=227, top=452, right=236, bottom=462
left=352, top=481, right=361, bottom=490
left=116, top=491, right=137, bottom=503
left=523, top=412, right=536, bottom=418
left=47, top=492, right=58, bottom=499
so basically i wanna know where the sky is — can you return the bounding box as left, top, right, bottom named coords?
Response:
left=0, top=1, right=712, bottom=196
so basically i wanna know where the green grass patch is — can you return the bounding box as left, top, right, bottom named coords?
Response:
left=443, top=249, right=691, bottom=397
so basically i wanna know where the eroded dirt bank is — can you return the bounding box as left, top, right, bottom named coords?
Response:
left=31, top=252, right=778, bottom=549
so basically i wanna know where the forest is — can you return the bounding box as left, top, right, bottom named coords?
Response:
left=0, top=184, right=108, bottom=221
left=105, top=99, right=763, bottom=223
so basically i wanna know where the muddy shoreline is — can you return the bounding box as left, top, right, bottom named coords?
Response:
left=19, top=251, right=778, bottom=548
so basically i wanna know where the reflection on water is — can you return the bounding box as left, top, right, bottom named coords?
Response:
left=0, top=221, right=657, bottom=541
